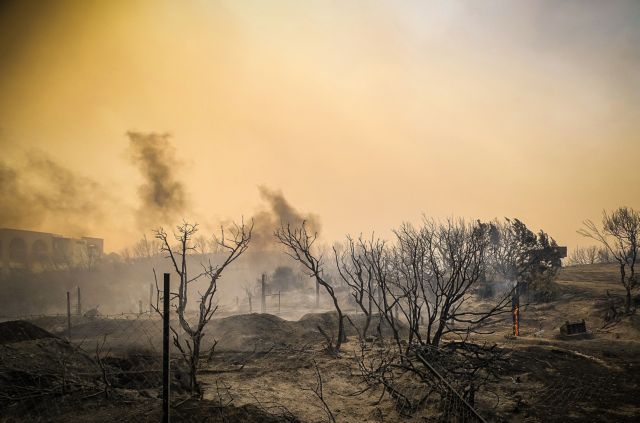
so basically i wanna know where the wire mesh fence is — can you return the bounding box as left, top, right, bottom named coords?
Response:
left=3, top=294, right=635, bottom=422
left=352, top=336, right=508, bottom=423
left=377, top=334, right=640, bottom=423
left=1, top=273, right=190, bottom=421
left=0, top=313, right=173, bottom=420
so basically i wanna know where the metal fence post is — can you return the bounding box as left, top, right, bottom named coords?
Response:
left=163, top=273, right=170, bottom=423
left=261, top=273, right=266, bottom=313
left=77, top=286, right=81, bottom=316
left=66, top=291, right=71, bottom=332
left=512, top=282, right=520, bottom=336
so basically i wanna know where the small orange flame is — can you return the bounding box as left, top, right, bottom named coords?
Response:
left=513, top=304, right=520, bottom=336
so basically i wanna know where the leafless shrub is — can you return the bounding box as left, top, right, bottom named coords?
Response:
left=131, top=234, right=162, bottom=260
left=276, top=221, right=345, bottom=354
left=153, top=219, right=252, bottom=395
left=391, top=219, right=512, bottom=349
left=579, top=207, right=639, bottom=313
left=567, top=246, right=599, bottom=266
left=344, top=218, right=529, bottom=420
left=352, top=337, right=503, bottom=420
left=95, top=336, right=112, bottom=399
left=334, top=235, right=376, bottom=339
left=302, top=360, right=336, bottom=423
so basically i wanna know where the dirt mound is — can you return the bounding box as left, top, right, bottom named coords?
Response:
left=165, top=401, right=300, bottom=423
left=207, top=313, right=298, bottom=351
left=297, top=311, right=340, bottom=335
left=297, top=311, right=407, bottom=339
left=60, top=318, right=138, bottom=338
left=9, top=398, right=300, bottom=423
left=214, top=313, right=289, bottom=334
left=296, top=311, right=363, bottom=340
left=0, top=320, right=57, bottom=344
left=62, top=317, right=162, bottom=339
left=204, top=311, right=408, bottom=352
left=25, top=315, right=74, bottom=333
left=0, top=336, right=98, bottom=409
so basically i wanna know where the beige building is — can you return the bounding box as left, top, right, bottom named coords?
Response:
left=0, top=228, right=103, bottom=270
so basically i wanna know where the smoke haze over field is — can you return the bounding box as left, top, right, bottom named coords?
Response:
left=1, top=5, right=640, bottom=421
left=0, top=131, right=318, bottom=253
left=0, top=1, right=639, bottom=250
left=0, top=153, right=110, bottom=237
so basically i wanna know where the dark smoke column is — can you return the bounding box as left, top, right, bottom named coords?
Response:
left=127, top=131, right=187, bottom=228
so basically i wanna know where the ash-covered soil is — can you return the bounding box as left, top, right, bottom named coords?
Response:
left=1, top=264, right=639, bottom=422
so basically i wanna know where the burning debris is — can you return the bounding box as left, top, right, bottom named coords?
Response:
left=560, top=319, right=587, bottom=337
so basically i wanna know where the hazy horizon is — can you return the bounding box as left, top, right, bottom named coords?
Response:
left=1, top=0, right=639, bottom=252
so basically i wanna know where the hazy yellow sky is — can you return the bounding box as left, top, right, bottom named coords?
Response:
left=1, top=0, right=638, bottom=251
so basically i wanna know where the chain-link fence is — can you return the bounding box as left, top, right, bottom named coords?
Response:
left=1, top=274, right=194, bottom=422
left=0, top=312, right=173, bottom=420
left=3, top=284, right=637, bottom=422
left=1, top=271, right=313, bottom=422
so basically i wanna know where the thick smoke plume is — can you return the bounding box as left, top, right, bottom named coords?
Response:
left=0, top=153, right=108, bottom=236
left=127, top=132, right=187, bottom=228
left=251, top=186, right=321, bottom=249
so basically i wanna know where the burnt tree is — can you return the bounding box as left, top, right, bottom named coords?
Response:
left=154, top=220, right=252, bottom=395
left=579, top=207, right=639, bottom=313
left=276, top=221, right=346, bottom=353
left=391, top=219, right=512, bottom=348
left=334, top=235, right=376, bottom=339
